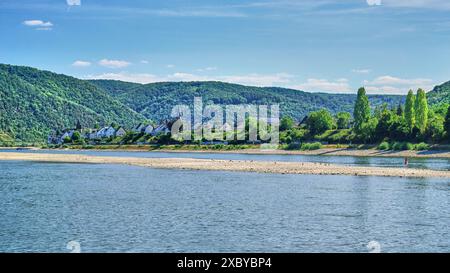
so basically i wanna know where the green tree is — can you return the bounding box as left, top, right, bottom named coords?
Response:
left=358, top=117, right=378, bottom=143
left=396, top=104, right=404, bottom=117
left=306, top=109, right=335, bottom=135
left=426, top=113, right=444, bottom=143
left=63, top=136, right=71, bottom=144
left=280, top=116, right=294, bottom=131
left=405, top=90, right=415, bottom=131
left=389, top=117, right=410, bottom=141
left=375, top=109, right=395, bottom=141
left=415, top=89, right=429, bottom=134
left=444, top=105, right=450, bottom=140
left=336, top=112, right=351, bottom=129
left=353, top=87, right=371, bottom=133
left=72, top=131, right=81, bottom=142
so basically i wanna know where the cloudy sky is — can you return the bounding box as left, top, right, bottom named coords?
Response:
left=1, top=0, right=450, bottom=94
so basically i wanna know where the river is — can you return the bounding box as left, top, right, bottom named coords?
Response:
left=0, top=156, right=448, bottom=252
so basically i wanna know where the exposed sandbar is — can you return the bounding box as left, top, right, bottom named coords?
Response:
left=1, top=152, right=449, bottom=178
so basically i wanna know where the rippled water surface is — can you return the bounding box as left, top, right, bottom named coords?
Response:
left=0, top=160, right=448, bottom=253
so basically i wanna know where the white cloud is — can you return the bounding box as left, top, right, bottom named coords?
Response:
left=72, top=60, right=91, bottom=67
left=85, top=72, right=294, bottom=87
left=86, top=72, right=161, bottom=84
left=219, top=73, right=293, bottom=87
left=167, top=73, right=212, bottom=82
left=293, top=78, right=352, bottom=93
left=364, top=75, right=435, bottom=94
left=382, top=0, right=450, bottom=9
left=352, top=68, right=371, bottom=74
left=140, top=60, right=149, bottom=64
left=98, top=59, right=131, bottom=69
left=23, top=20, right=53, bottom=30
left=367, top=0, right=382, bottom=6
left=23, top=20, right=53, bottom=27
left=67, top=0, right=81, bottom=6
left=364, top=86, right=404, bottom=94
left=367, top=75, right=433, bottom=86
left=166, top=64, right=175, bottom=68
left=196, top=67, right=218, bottom=72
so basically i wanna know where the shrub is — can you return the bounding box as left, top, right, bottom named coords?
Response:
left=82, top=145, right=94, bottom=149
left=286, top=143, right=301, bottom=150
left=405, top=142, right=415, bottom=150
left=301, top=142, right=323, bottom=151
left=415, top=142, right=429, bottom=151
left=391, top=142, right=407, bottom=151
left=378, top=141, right=390, bottom=150
left=328, top=129, right=351, bottom=143
left=212, top=144, right=225, bottom=150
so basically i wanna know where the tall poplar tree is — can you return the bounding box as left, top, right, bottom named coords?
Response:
left=404, top=90, right=415, bottom=131
left=353, top=87, right=370, bottom=133
left=414, top=88, right=428, bottom=134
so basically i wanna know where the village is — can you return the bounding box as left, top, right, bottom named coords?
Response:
left=47, top=119, right=174, bottom=145
left=46, top=117, right=274, bottom=146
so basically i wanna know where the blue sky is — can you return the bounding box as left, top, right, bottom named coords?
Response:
left=1, top=0, right=450, bottom=94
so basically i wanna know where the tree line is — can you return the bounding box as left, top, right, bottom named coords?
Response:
left=280, top=87, right=450, bottom=148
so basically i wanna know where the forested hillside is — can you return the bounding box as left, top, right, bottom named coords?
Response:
left=90, top=80, right=405, bottom=122
left=428, top=80, right=450, bottom=105
left=0, top=64, right=145, bottom=142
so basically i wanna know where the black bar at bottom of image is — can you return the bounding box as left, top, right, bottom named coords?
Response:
left=0, top=253, right=447, bottom=272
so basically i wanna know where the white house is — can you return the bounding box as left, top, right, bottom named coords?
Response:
left=60, top=129, right=75, bottom=142
left=95, top=127, right=107, bottom=138
left=87, top=129, right=99, bottom=140
left=105, top=126, right=116, bottom=138
left=96, top=126, right=116, bottom=138
left=143, top=124, right=154, bottom=134
left=47, top=131, right=62, bottom=144
left=132, top=123, right=145, bottom=133
left=151, top=123, right=170, bottom=136
left=115, top=127, right=127, bottom=137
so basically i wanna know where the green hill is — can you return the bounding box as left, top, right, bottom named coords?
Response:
left=428, top=80, right=450, bottom=105
left=0, top=64, right=146, bottom=142
left=90, top=80, right=405, bottom=123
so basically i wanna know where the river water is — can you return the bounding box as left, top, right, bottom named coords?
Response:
left=0, top=155, right=448, bottom=253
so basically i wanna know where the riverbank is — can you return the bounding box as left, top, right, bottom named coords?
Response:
left=1, top=152, right=449, bottom=178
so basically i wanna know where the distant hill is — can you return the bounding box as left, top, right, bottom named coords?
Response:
left=0, top=64, right=146, bottom=142
left=428, top=80, right=450, bottom=105
left=90, top=80, right=405, bottom=123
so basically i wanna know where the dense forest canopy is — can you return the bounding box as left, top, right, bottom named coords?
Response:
left=89, top=80, right=404, bottom=123
left=0, top=64, right=145, bottom=142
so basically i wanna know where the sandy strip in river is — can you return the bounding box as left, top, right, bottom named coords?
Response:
left=1, top=152, right=450, bottom=178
